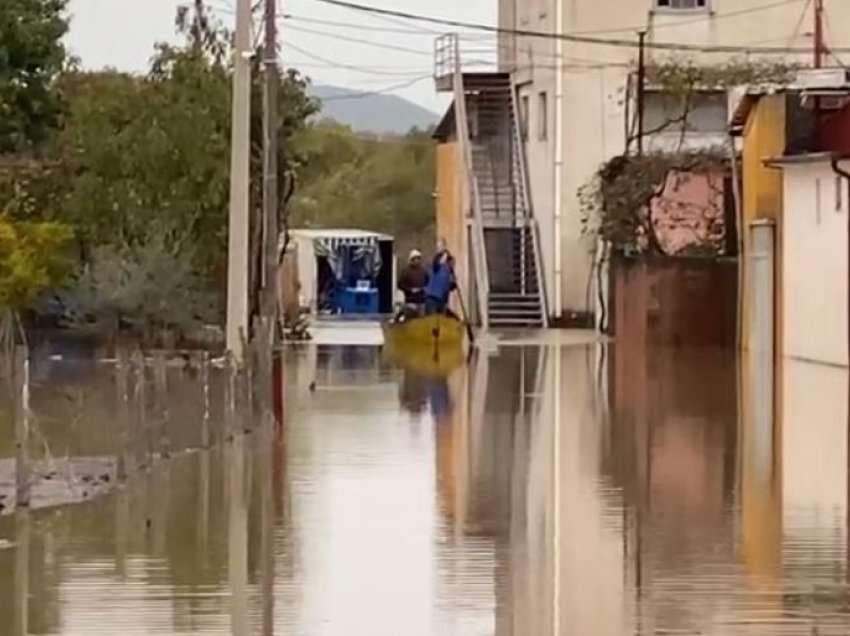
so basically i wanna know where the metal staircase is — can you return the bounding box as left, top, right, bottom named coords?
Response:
left=435, top=36, right=548, bottom=329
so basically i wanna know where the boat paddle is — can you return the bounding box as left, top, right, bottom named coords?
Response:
left=455, top=286, right=476, bottom=347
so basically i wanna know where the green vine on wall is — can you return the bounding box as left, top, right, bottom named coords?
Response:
left=579, top=149, right=729, bottom=255
left=583, top=59, right=798, bottom=255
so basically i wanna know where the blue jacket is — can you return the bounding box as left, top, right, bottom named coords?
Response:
left=425, top=262, right=455, bottom=302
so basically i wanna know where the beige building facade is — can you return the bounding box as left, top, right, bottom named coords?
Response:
left=498, top=0, right=850, bottom=318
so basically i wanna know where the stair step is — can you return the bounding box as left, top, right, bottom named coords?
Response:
left=491, top=320, right=545, bottom=328
left=490, top=296, right=541, bottom=305
left=490, top=306, right=542, bottom=315
left=491, top=292, right=541, bottom=299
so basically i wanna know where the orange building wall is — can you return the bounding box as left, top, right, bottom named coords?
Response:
left=741, top=95, right=787, bottom=355
left=435, top=141, right=470, bottom=317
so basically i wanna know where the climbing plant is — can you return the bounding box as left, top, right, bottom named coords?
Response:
left=584, top=58, right=798, bottom=254
left=644, top=58, right=799, bottom=94
left=627, top=58, right=799, bottom=148
left=579, top=149, right=729, bottom=255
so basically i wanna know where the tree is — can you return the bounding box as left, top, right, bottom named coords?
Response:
left=0, top=0, right=68, bottom=153
left=8, top=2, right=318, bottom=290
left=0, top=217, right=70, bottom=308
left=289, top=124, right=436, bottom=257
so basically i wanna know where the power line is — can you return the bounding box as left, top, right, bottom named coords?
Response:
left=786, top=0, right=813, bottom=51
left=285, top=41, right=431, bottom=76
left=316, top=75, right=432, bottom=101
left=284, top=23, right=433, bottom=56
left=308, top=0, right=850, bottom=54
left=283, top=13, right=434, bottom=35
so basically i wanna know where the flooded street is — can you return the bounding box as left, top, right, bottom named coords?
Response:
left=1, top=335, right=850, bottom=634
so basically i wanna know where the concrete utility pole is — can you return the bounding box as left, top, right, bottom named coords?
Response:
left=226, top=0, right=252, bottom=361
left=262, top=0, right=281, bottom=333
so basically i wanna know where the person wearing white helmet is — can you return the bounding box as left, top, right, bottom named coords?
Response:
left=398, top=249, right=429, bottom=314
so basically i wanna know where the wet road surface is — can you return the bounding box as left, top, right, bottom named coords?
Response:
left=1, top=338, right=850, bottom=634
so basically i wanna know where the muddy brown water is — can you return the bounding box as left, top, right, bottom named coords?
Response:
left=0, top=340, right=849, bottom=635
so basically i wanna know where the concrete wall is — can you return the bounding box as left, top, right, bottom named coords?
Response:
left=500, top=0, right=850, bottom=317
left=781, top=358, right=848, bottom=579
left=781, top=160, right=849, bottom=367
left=611, top=256, right=738, bottom=348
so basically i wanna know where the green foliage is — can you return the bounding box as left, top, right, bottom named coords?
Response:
left=290, top=123, right=436, bottom=256
left=580, top=149, right=728, bottom=254
left=0, top=216, right=72, bottom=309
left=0, top=0, right=69, bottom=153
left=62, top=233, right=217, bottom=335
left=0, top=1, right=318, bottom=325
left=0, top=0, right=432, bottom=326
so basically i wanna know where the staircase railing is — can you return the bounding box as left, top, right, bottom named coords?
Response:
left=509, top=82, right=550, bottom=327
left=450, top=36, right=490, bottom=329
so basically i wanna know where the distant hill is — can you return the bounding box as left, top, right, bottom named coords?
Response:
left=310, top=85, right=439, bottom=134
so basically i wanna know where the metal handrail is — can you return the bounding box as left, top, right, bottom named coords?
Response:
left=509, top=81, right=550, bottom=327
left=451, top=34, right=490, bottom=329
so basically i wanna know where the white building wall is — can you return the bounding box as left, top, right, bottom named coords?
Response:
left=782, top=161, right=849, bottom=367
left=500, top=0, right=850, bottom=316
left=510, top=0, right=559, bottom=317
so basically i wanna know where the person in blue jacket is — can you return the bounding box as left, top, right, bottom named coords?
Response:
left=424, top=250, right=457, bottom=316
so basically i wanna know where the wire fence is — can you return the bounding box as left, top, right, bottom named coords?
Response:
left=0, top=319, right=280, bottom=515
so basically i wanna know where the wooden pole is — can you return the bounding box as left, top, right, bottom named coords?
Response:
left=226, top=351, right=238, bottom=441
left=226, top=0, right=253, bottom=362
left=14, top=345, right=30, bottom=508
left=132, top=351, right=149, bottom=468
left=228, top=435, right=249, bottom=636
left=199, top=351, right=211, bottom=448
left=814, top=0, right=825, bottom=69
left=13, top=509, right=29, bottom=636
left=153, top=351, right=170, bottom=458
left=116, top=347, right=131, bottom=481
left=259, top=414, right=275, bottom=636
left=636, top=31, right=647, bottom=157
left=262, top=0, right=281, bottom=333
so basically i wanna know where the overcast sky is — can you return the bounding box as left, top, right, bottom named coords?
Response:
left=66, top=0, right=496, bottom=113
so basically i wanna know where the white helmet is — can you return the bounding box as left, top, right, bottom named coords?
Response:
left=409, top=249, right=422, bottom=262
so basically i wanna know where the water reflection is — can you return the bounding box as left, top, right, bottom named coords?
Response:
left=2, top=339, right=850, bottom=634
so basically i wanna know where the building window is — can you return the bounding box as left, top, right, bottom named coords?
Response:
left=655, top=0, right=708, bottom=9
left=521, top=94, right=530, bottom=140
left=538, top=92, right=548, bottom=141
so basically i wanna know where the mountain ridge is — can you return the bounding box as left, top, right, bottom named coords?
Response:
left=309, top=84, right=439, bottom=134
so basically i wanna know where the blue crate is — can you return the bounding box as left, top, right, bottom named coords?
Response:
left=335, top=286, right=379, bottom=314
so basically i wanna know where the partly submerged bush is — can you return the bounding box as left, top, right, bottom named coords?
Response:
left=62, top=234, right=217, bottom=338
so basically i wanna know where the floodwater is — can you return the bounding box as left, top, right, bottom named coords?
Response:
left=1, top=334, right=850, bottom=635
